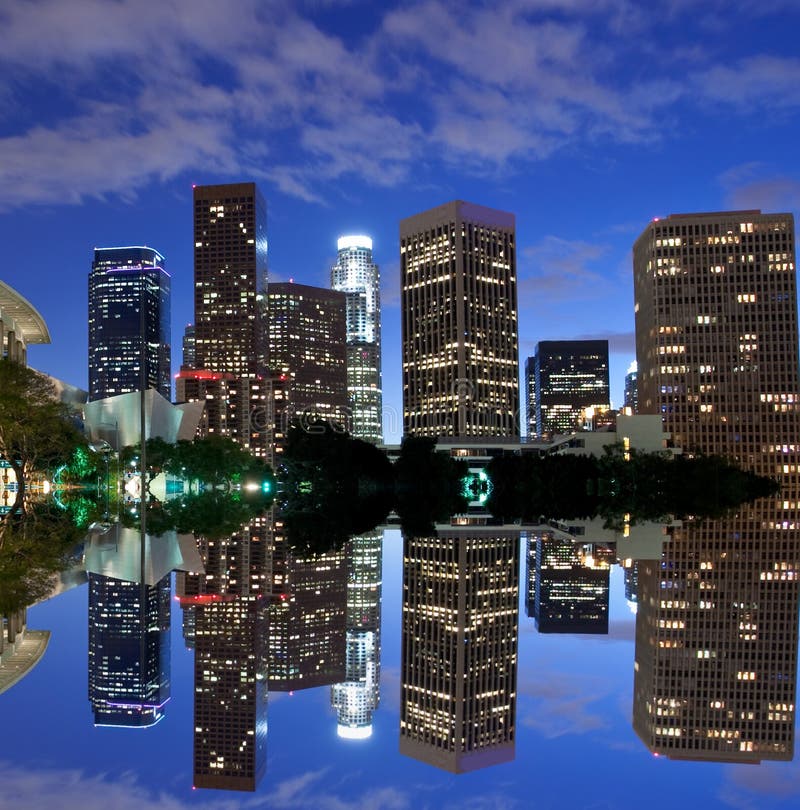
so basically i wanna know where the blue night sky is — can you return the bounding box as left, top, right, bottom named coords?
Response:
left=3, top=1, right=800, bottom=441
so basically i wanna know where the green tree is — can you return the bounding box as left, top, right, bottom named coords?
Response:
left=0, top=359, right=86, bottom=507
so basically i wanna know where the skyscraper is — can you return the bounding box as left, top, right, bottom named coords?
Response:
left=267, top=282, right=348, bottom=433
left=400, top=201, right=519, bottom=438
left=331, top=236, right=382, bottom=443
left=182, top=324, right=196, bottom=369
left=400, top=531, right=519, bottom=773
left=180, top=183, right=270, bottom=456
left=192, top=183, right=268, bottom=377
left=88, top=246, right=170, bottom=401
left=632, top=210, right=800, bottom=761
left=529, top=340, right=609, bottom=438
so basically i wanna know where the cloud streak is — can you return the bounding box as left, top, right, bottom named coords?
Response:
left=1, top=0, right=799, bottom=208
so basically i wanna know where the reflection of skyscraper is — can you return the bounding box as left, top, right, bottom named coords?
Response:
left=529, top=340, right=609, bottom=438
left=267, top=282, right=349, bottom=434
left=192, top=594, right=267, bottom=791
left=331, top=236, right=382, bottom=444
left=400, top=532, right=519, bottom=773
left=88, top=246, right=171, bottom=402
left=632, top=210, right=800, bottom=761
left=400, top=201, right=519, bottom=438
left=88, top=573, right=170, bottom=727
left=268, top=541, right=347, bottom=692
left=331, top=531, right=383, bottom=738
left=533, top=534, right=609, bottom=634
left=524, top=533, right=536, bottom=618
left=177, top=518, right=270, bottom=791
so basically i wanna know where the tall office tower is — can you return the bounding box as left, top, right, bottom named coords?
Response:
left=400, top=201, right=519, bottom=438
left=182, top=324, right=196, bottom=369
left=400, top=532, right=519, bottom=773
left=193, top=183, right=268, bottom=376
left=87, top=573, right=171, bottom=727
left=88, top=246, right=171, bottom=402
left=177, top=518, right=271, bottom=791
left=532, top=533, right=609, bottom=634
left=623, top=561, right=639, bottom=613
left=267, top=283, right=348, bottom=433
left=186, top=183, right=270, bottom=457
left=632, top=210, right=800, bottom=762
left=530, top=340, right=609, bottom=438
left=331, top=236, right=383, bottom=443
left=624, top=360, right=638, bottom=413
left=331, top=531, right=383, bottom=738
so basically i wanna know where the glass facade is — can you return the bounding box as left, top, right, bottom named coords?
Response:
left=88, top=246, right=171, bottom=402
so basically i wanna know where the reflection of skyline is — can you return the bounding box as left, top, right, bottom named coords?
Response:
left=331, top=531, right=383, bottom=738
left=631, top=210, right=800, bottom=762
left=87, top=573, right=170, bottom=727
left=400, top=531, right=519, bottom=773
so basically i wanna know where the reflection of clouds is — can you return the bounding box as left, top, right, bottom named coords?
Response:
left=0, top=763, right=410, bottom=810
left=719, top=759, right=800, bottom=810
left=518, top=672, right=611, bottom=739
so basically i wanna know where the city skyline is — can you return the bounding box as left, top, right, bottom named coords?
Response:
left=4, top=4, right=800, bottom=442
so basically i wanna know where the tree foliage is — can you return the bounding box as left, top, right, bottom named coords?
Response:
left=0, top=359, right=86, bottom=502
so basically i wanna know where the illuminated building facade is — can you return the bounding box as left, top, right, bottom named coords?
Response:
left=177, top=518, right=270, bottom=791
left=88, top=246, right=170, bottom=401
left=87, top=573, right=171, bottom=727
left=632, top=210, right=800, bottom=761
left=529, top=340, right=609, bottom=438
left=193, top=183, right=268, bottom=376
left=0, top=609, right=50, bottom=695
left=400, top=201, right=519, bottom=438
left=331, top=236, right=382, bottom=443
left=183, top=184, right=270, bottom=457
left=533, top=534, right=609, bottom=634
left=175, top=370, right=268, bottom=455
left=400, top=532, right=519, bottom=773
left=331, top=531, right=383, bottom=738
left=182, top=324, right=196, bottom=369
left=267, top=283, right=348, bottom=433
left=268, top=542, right=347, bottom=692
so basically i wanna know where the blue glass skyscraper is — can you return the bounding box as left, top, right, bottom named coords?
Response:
left=88, top=246, right=171, bottom=401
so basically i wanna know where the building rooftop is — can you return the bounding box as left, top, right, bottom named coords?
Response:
left=0, top=280, right=51, bottom=345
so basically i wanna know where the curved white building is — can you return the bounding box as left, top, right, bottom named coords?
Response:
left=0, top=279, right=50, bottom=365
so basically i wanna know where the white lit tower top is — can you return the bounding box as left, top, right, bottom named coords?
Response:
left=331, top=235, right=383, bottom=443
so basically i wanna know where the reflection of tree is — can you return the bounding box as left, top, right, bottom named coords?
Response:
left=0, top=359, right=87, bottom=506
left=278, top=423, right=394, bottom=554
left=0, top=502, right=85, bottom=615
left=120, top=435, right=273, bottom=489
left=393, top=437, right=469, bottom=537
left=121, top=491, right=273, bottom=540
left=487, top=444, right=779, bottom=528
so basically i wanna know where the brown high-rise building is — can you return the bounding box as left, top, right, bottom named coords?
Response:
left=400, top=201, right=519, bottom=438
left=267, top=282, right=348, bottom=434
left=193, top=183, right=268, bottom=377
left=632, top=210, right=800, bottom=762
left=180, top=183, right=270, bottom=456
